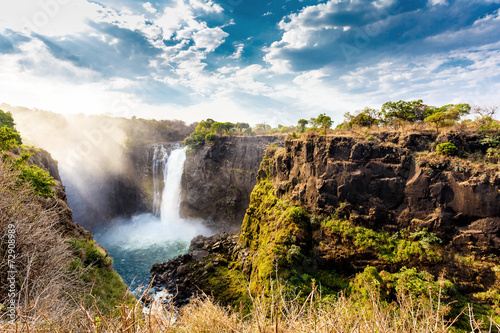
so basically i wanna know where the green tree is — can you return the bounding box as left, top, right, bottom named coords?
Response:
left=297, top=119, right=308, bottom=133
left=381, top=100, right=431, bottom=124
left=424, top=104, right=470, bottom=134
left=254, top=123, right=272, bottom=135
left=343, top=107, right=380, bottom=128
left=310, top=113, right=333, bottom=132
left=235, top=122, right=250, bottom=133
left=222, top=122, right=235, bottom=134
left=183, top=118, right=216, bottom=147
left=210, top=122, right=226, bottom=135
left=0, top=109, right=22, bottom=144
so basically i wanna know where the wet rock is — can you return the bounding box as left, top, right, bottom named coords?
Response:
left=150, top=232, right=238, bottom=307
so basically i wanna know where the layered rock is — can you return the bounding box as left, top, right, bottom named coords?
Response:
left=181, top=135, right=284, bottom=231
left=268, top=132, right=499, bottom=248
left=151, top=131, right=500, bottom=309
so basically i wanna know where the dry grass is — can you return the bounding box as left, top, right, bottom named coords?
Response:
left=0, top=160, right=85, bottom=325
left=2, top=280, right=499, bottom=333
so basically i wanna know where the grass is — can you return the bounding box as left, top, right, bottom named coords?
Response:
left=1, top=280, right=498, bottom=332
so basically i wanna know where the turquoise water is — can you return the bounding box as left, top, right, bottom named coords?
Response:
left=94, top=213, right=211, bottom=291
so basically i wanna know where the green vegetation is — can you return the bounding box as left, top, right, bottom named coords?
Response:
left=0, top=109, right=22, bottom=145
left=342, top=107, right=380, bottom=128
left=297, top=118, right=308, bottom=132
left=309, top=113, right=333, bottom=133
left=338, top=100, right=472, bottom=131
left=68, top=239, right=134, bottom=314
left=0, top=113, right=56, bottom=197
left=424, top=104, right=470, bottom=132
left=321, top=218, right=442, bottom=264
left=183, top=118, right=255, bottom=148
left=436, top=142, right=458, bottom=156
left=381, top=99, right=432, bottom=124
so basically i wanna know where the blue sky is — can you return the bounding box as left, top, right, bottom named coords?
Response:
left=0, top=0, right=499, bottom=125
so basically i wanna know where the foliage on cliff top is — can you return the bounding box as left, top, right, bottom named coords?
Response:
left=0, top=122, right=56, bottom=198
left=0, top=109, right=22, bottom=145
left=183, top=119, right=256, bottom=148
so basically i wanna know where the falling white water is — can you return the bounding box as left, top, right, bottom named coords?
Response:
left=94, top=145, right=212, bottom=289
left=160, top=148, right=186, bottom=223
left=152, top=145, right=168, bottom=216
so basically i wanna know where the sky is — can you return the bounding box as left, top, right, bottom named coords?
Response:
left=0, top=0, right=499, bottom=126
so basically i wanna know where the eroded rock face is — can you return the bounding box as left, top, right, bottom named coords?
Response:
left=150, top=232, right=239, bottom=306
left=21, top=147, right=91, bottom=239
left=181, top=136, right=284, bottom=232
left=150, top=132, right=500, bottom=308
left=269, top=133, right=499, bottom=246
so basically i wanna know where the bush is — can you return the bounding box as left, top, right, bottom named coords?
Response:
left=11, top=152, right=56, bottom=198
left=436, top=142, right=458, bottom=156
left=205, top=133, right=216, bottom=142
left=0, top=125, right=20, bottom=150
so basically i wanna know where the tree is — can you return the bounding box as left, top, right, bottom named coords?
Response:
left=183, top=118, right=216, bottom=147
left=0, top=109, right=22, bottom=144
left=235, top=122, right=250, bottom=133
left=254, top=123, right=271, bottom=135
left=472, top=105, right=499, bottom=131
left=222, top=122, right=235, bottom=134
left=297, top=119, right=308, bottom=133
left=344, top=107, right=380, bottom=128
left=424, top=104, right=470, bottom=134
left=210, top=122, right=226, bottom=135
left=310, top=113, right=333, bottom=132
left=381, top=100, right=432, bottom=124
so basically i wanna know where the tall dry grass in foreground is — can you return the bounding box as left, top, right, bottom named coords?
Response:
left=0, top=161, right=85, bottom=325
left=2, top=283, right=499, bottom=333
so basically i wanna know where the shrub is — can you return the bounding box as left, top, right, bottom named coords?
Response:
left=10, top=152, right=56, bottom=198
left=436, top=142, right=458, bottom=156
left=0, top=125, right=20, bottom=150
left=205, top=132, right=216, bottom=142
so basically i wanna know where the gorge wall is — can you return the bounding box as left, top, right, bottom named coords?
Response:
left=270, top=132, right=499, bottom=243
left=22, top=147, right=91, bottom=239
left=180, top=135, right=284, bottom=232
left=152, top=131, right=500, bottom=315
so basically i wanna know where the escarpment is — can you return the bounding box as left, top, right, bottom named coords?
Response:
left=269, top=132, right=500, bottom=246
left=180, top=135, right=284, bottom=231
left=152, top=131, right=500, bottom=316
left=19, top=147, right=91, bottom=239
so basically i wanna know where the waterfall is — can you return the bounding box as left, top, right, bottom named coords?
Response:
left=152, top=145, right=168, bottom=216
left=152, top=145, right=186, bottom=222
left=160, top=148, right=186, bottom=223
left=95, top=145, right=209, bottom=290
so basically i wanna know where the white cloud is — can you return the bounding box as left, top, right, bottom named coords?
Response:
left=142, top=2, right=157, bottom=14
left=428, top=0, right=449, bottom=6
left=189, top=0, right=223, bottom=14
left=192, top=26, right=228, bottom=51
left=229, top=43, right=244, bottom=59
left=0, top=0, right=103, bottom=36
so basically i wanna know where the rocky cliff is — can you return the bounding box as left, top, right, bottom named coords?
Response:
left=270, top=132, right=499, bottom=245
left=180, top=136, right=284, bottom=231
left=151, top=131, right=500, bottom=320
left=21, top=147, right=91, bottom=239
